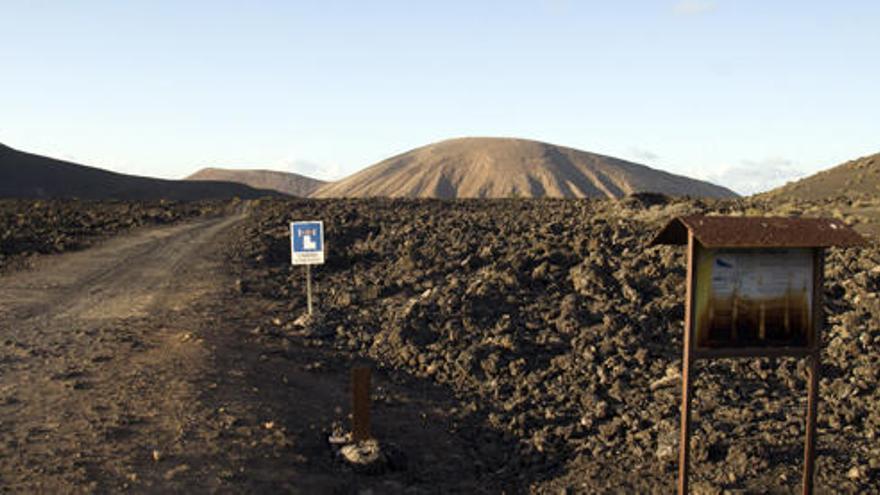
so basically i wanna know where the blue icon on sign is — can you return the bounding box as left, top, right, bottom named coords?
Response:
left=292, top=222, right=323, bottom=253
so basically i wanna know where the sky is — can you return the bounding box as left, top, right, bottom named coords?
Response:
left=1, top=1, right=878, bottom=194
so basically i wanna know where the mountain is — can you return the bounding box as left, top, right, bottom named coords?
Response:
left=0, top=143, right=280, bottom=200
left=760, top=152, right=880, bottom=201
left=310, top=137, right=737, bottom=199
left=186, top=168, right=326, bottom=197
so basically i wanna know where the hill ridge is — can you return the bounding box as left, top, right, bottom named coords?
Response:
left=0, top=143, right=280, bottom=201
left=760, top=151, right=880, bottom=201
left=186, top=167, right=326, bottom=197
left=312, top=137, right=737, bottom=199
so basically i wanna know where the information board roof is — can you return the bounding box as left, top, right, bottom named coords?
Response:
left=650, top=214, right=867, bottom=248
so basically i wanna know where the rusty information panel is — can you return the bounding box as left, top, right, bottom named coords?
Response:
left=694, top=247, right=814, bottom=352
left=650, top=214, right=867, bottom=495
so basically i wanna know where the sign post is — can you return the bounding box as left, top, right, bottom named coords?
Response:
left=351, top=365, right=372, bottom=442
left=290, top=221, right=325, bottom=315
left=306, top=264, right=313, bottom=315
left=651, top=215, right=865, bottom=494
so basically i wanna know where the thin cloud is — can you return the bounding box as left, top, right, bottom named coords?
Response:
left=278, top=157, right=346, bottom=181
left=628, top=147, right=660, bottom=162
left=701, top=157, right=806, bottom=195
left=673, top=0, right=717, bottom=15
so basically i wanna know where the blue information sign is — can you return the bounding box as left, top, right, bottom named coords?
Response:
left=290, top=221, right=325, bottom=265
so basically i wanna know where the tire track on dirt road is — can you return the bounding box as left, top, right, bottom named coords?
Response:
left=0, top=213, right=244, bottom=492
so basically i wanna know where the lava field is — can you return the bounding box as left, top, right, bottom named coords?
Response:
left=229, top=196, right=880, bottom=492
left=2, top=195, right=877, bottom=492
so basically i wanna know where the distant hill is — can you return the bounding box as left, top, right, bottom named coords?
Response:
left=0, top=143, right=280, bottom=200
left=760, top=152, right=880, bottom=201
left=311, top=137, right=738, bottom=199
left=186, top=168, right=326, bottom=197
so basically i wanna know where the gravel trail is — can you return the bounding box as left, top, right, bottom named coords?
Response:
left=0, top=215, right=243, bottom=492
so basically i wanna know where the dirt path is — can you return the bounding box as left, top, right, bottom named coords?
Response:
left=0, top=214, right=519, bottom=494
left=0, top=215, right=244, bottom=492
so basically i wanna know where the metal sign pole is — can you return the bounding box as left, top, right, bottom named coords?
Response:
left=802, top=249, right=824, bottom=495
left=803, top=352, right=819, bottom=495
left=306, top=264, right=313, bottom=316
left=678, top=231, right=697, bottom=494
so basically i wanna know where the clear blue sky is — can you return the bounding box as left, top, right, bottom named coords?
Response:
left=1, top=1, right=878, bottom=194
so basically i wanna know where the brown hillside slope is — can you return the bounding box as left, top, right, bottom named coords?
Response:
left=311, top=137, right=737, bottom=199
left=0, top=143, right=280, bottom=200
left=760, top=152, right=880, bottom=201
left=186, top=168, right=326, bottom=197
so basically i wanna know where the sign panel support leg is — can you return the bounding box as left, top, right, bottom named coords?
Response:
left=679, top=348, right=694, bottom=494
left=679, top=232, right=697, bottom=495
left=803, top=249, right=823, bottom=495
left=802, top=352, right=819, bottom=495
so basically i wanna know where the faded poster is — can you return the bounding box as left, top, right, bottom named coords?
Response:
left=694, top=248, right=814, bottom=350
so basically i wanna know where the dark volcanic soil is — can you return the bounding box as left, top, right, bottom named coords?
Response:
left=0, top=197, right=878, bottom=493
left=231, top=197, right=880, bottom=493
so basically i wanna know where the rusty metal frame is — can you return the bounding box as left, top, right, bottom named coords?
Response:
left=802, top=249, right=824, bottom=495
left=652, top=215, right=866, bottom=249
left=692, top=347, right=813, bottom=359
left=678, top=243, right=824, bottom=495
left=678, top=231, right=697, bottom=494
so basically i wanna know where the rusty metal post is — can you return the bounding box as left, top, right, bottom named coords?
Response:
left=679, top=232, right=697, bottom=495
left=351, top=365, right=372, bottom=442
left=803, top=250, right=824, bottom=495
left=803, top=353, right=819, bottom=495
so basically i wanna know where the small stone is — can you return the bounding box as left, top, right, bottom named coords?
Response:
left=341, top=439, right=383, bottom=465
left=163, top=464, right=190, bottom=480
left=650, top=368, right=681, bottom=391
left=847, top=465, right=862, bottom=480
left=655, top=432, right=677, bottom=463
left=293, top=313, right=312, bottom=327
